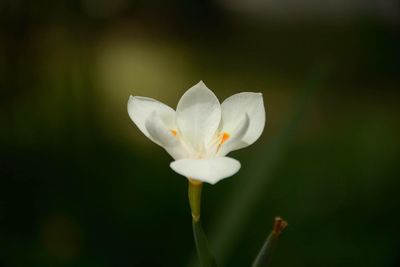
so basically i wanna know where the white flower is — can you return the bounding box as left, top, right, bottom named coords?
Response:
left=127, top=81, right=266, bottom=184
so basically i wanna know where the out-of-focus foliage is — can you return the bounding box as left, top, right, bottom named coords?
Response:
left=1, top=1, right=399, bottom=266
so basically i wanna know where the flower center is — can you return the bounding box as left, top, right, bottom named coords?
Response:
left=169, top=129, right=231, bottom=157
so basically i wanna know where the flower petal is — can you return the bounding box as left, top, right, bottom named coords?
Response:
left=176, top=81, right=221, bottom=154
left=170, top=157, right=241, bottom=184
left=218, top=113, right=250, bottom=156
left=145, top=112, right=188, bottom=160
left=128, top=96, right=176, bottom=141
left=221, top=92, right=265, bottom=151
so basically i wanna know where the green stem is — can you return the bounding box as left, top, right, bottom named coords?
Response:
left=192, top=220, right=218, bottom=267
left=188, top=179, right=218, bottom=267
left=251, top=217, right=288, bottom=267
left=188, top=179, right=202, bottom=222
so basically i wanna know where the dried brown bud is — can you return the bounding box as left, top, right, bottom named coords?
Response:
left=273, top=217, right=288, bottom=235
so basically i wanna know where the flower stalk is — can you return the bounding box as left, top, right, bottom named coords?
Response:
left=188, top=179, right=203, bottom=222
left=189, top=179, right=217, bottom=267
left=192, top=219, right=218, bottom=267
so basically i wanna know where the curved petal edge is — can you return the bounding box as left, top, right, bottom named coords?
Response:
left=127, top=95, right=176, bottom=139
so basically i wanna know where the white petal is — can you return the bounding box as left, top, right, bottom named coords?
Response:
left=145, top=112, right=188, bottom=160
left=145, top=112, right=177, bottom=147
left=218, top=113, right=250, bottom=156
left=127, top=96, right=176, bottom=141
left=176, top=81, right=221, bottom=154
left=170, top=157, right=241, bottom=184
left=221, top=92, right=265, bottom=151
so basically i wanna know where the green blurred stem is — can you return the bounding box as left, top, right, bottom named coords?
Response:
left=188, top=179, right=202, bottom=222
left=251, top=217, right=288, bottom=267
left=188, top=179, right=217, bottom=267
left=192, top=220, right=218, bottom=267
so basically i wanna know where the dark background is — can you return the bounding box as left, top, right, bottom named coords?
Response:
left=1, top=0, right=399, bottom=266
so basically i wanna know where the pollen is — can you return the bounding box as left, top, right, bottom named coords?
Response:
left=170, top=130, right=177, bottom=136
left=220, top=132, right=230, bottom=144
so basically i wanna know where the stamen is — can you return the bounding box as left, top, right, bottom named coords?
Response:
left=215, top=132, right=230, bottom=154
left=220, top=132, right=230, bottom=144
left=170, top=130, right=177, bottom=136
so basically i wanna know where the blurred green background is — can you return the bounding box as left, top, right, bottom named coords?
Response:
left=1, top=1, right=399, bottom=266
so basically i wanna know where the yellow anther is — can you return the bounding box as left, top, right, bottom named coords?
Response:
left=220, top=132, right=230, bottom=144
left=170, top=130, right=177, bottom=136
left=216, top=132, right=230, bottom=153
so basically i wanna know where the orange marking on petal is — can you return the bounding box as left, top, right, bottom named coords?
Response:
left=170, top=130, right=177, bottom=136
left=220, top=132, right=230, bottom=144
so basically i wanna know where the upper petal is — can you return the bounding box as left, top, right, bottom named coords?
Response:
left=220, top=92, right=265, bottom=151
left=170, top=157, right=241, bottom=184
left=127, top=96, right=176, bottom=142
left=176, top=81, right=221, bottom=155
left=145, top=112, right=188, bottom=160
